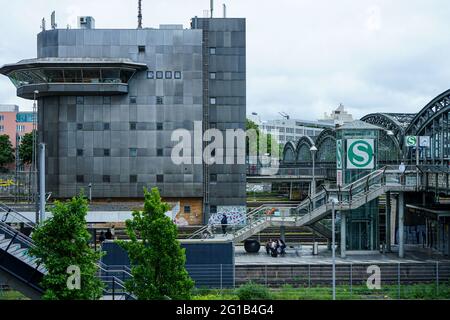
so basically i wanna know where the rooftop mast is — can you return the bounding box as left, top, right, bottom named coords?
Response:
left=138, top=0, right=143, bottom=29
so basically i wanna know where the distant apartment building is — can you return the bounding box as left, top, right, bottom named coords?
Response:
left=0, top=105, right=34, bottom=148
left=248, top=113, right=334, bottom=146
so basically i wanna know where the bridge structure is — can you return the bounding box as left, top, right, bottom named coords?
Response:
left=194, top=89, right=450, bottom=259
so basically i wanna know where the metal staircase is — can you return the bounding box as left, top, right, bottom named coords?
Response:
left=0, top=203, right=133, bottom=300
left=189, top=166, right=421, bottom=243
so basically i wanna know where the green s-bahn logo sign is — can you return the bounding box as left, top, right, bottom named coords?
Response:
left=336, top=139, right=343, bottom=169
left=405, top=136, right=417, bottom=147
left=347, top=139, right=375, bottom=169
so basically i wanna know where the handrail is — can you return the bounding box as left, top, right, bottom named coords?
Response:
left=0, top=203, right=135, bottom=300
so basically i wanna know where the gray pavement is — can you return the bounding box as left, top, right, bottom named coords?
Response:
left=235, top=244, right=450, bottom=265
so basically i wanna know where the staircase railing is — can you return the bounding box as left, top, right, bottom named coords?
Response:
left=188, top=165, right=424, bottom=241
left=0, top=202, right=133, bottom=300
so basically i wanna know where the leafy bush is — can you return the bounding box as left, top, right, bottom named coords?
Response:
left=236, top=282, right=273, bottom=300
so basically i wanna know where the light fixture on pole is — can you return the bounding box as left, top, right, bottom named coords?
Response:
left=32, top=90, right=39, bottom=223
left=329, top=196, right=339, bottom=301
left=310, top=145, right=318, bottom=201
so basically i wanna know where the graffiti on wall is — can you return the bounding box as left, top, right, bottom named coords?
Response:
left=164, top=202, right=189, bottom=226
left=208, top=206, right=247, bottom=225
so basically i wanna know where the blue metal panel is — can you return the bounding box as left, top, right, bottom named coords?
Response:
left=101, top=241, right=234, bottom=288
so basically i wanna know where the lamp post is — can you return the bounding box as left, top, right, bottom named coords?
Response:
left=32, top=90, right=39, bottom=223
left=330, top=196, right=339, bottom=300
left=310, top=145, right=318, bottom=200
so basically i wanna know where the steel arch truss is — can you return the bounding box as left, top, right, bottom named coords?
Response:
left=406, top=89, right=450, bottom=136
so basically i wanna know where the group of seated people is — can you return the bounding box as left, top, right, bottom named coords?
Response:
left=265, top=238, right=286, bottom=257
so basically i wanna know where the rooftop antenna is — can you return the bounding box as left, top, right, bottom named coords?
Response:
left=51, top=11, right=57, bottom=30
left=138, top=0, right=143, bottom=29
left=279, top=112, right=290, bottom=120
left=223, top=3, right=227, bottom=18
left=210, top=0, right=214, bottom=18
left=41, top=18, right=46, bottom=31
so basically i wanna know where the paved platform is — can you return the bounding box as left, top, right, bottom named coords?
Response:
left=235, top=244, right=450, bottom=266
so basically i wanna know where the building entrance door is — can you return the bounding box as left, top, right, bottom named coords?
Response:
left=350, top=219, right=371, bottom=250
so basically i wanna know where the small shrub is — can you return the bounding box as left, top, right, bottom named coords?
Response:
left=236, top=282, right=273, bottom=300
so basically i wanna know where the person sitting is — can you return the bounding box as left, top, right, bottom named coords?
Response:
left=270, top=240, right=278, bottom=257
left=278, top=238, right=286, bottom=255
left=266, top=239, right=273, bottom=255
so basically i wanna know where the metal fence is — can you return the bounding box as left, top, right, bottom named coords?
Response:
left=100, top=262, right=450, bottom=299
left=0, top=172, right=33, bottom=202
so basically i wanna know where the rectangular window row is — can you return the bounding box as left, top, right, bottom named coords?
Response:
left=76, top=175, right=165, bottom=183
left=147, top=71, right=182, bottom=80
left=76, top=148, right=164, bottom=157
left=76, top=96, right=112, bottom=105
left=129, top=96, right=164, bottom=104
left=75, top=122, right=164, bottom=131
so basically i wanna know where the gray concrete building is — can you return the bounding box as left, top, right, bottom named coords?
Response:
left=0, top=15, right=246, bottom=224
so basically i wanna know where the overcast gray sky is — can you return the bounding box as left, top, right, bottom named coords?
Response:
left=1, top=0, right=450, bottom=121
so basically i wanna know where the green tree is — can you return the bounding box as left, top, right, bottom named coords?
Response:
left=29, top=194, right=104, bottom=300
left=0, top=134, right=14, bottom=168
left=118, top=188, right=194, bottom=300
left=18, top=130, right=36, bottom=164
left=246, top=119, right=280, bottom=157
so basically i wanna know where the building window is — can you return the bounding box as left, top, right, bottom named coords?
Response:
left=210, top=205, right=217, bottom=214
left=103, top=175, right=110, bottom=183
left=210, top=47, right=216, bottom=55
left=130, top=122, right=137, bottom=130
left=0, top=115, right=4, bottom=121
left=156, top=71, right=163, bottom=79
left=156, top=96, right=164, bottom=105
left=77, top=123, right=83, bottom=130
left=103, top=96, right=111, bottom=104
left=210, top=174, right=217, bottom=183
left=104, top=149, right=110, bottom=157
left=129, top=96, right=137, bottom=104
left=17, top=125, right=25, bottom=132
left=76, top=96, right=84, bottom=105
left=147, top=71, right=154, bottom=79
left=174, top=71, right=182, bottom=79
left=156, top=175, right=164, bottom=183
left=210, top=97, right=217, bottom=105
left=156, top=122, right=163, bottom=131
left=130, top=175, right=137, bottom=183
left=0, top=126, right=4, bottom=132
left=77, top=149, right=83, bottom=157
left=184, top=206, right=191, bottom=213
left=103, top=123, right=110, bottom=130
left=130, top=148, right=138, bottom=157
left=210, top=72, right=216, bottom=80
left=76, top=175, right=84, bottom=183
left=138, top=45, right=146, bottom=53
left=165, top=71, right=172, bottom=79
